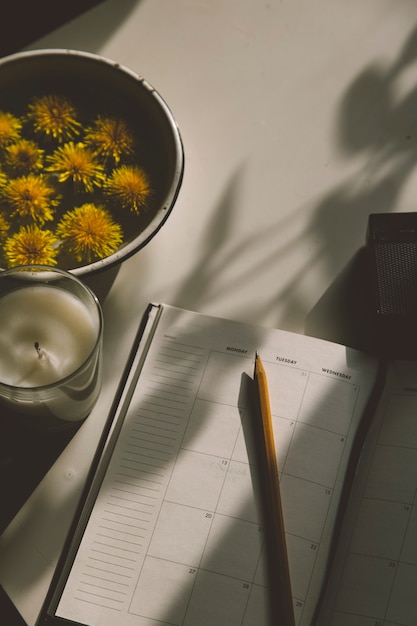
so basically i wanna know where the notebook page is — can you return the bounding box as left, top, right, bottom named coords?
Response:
left=55, top=305, right=377, bottom=626
left=318, top=360, right=417, bottom=626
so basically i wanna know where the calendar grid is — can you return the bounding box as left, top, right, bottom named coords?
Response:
left=55, top=305, right=377, bottom=626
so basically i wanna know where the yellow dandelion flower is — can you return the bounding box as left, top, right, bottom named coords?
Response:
left=4, top=174, right=59, bottom=224
left=56, top=203, right=123, bottom=263
left=46, top=141, right=106, bottom=193
left=26, top=94, right=82, bottom=142
left=0, top=111, right=22, bottom=147
left=0, top=212, right=10, bottom=241
left=104, top=165, right=151, bottom=213
left=4, top=139, right=44, bottom=175
left=3, top=225, right=58, bottom=267
left=84, top=116, right=135, bottom=164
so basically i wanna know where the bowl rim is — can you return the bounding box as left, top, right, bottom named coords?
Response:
left=0, top=48, right=185, bottom=276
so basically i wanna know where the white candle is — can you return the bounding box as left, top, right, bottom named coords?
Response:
left=0, top=286, right=98, bottom=388
left=0, top=266, right=103, bottom=425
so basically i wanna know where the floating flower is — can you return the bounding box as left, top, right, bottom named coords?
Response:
left=3, top=224, right=58, bottom=266
left=104, top=164, right=151, bottom=213
left=4, top=139, right=44, bottom=175
left=0, top=111, right=22, bottom=147
left=85, top=116, right=135, bottom=164
left=46, top=141, right=106, bottom=193
left=26, top=94, right=82, bottom=142
left=0, top=212, right=10, bottom=241
left=56, top=203, right=123, bottom=263
left=4, top=174, right=59, bottom=224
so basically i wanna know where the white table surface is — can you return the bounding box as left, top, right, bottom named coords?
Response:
left=1, top=0, right=417, bottom=623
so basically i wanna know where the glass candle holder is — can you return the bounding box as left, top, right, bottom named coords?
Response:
left=0, top=265, right=103, bottom=427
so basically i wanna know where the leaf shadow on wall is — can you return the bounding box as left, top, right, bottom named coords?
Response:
left=306, top=24, right=417, bottom=355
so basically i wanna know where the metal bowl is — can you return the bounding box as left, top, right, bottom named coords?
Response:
left=0, top=49, right=184, bottom=276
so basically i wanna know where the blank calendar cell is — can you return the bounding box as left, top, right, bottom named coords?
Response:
left=147, top=501, right=212, bottom=566
left=333, top=554, right=396, bottom=619
left=386, top=562, right=417, bottom=625
left=165, top=449, right=227, bottom=511
left=217, top=460, right=263, bottom=525
left=349, top=498, right=411, bottom=561
left=364, top=445, right=417, bottom=503
left=183, top=570, right=250, bottom=626
left=298, top=374, right=358, bottom=435
left=284, top=422, right=345, bottom=487
left=182, top=399, right=242, bottom=459
left=198, top=352, right=252, bottom=407
left=378, top=395, right=417, bottom=448
left=259, top=364, right=308, bottom=421
left=280, top=474, right=332, bottom=544
left=200, top=514, right=263, bottom=580
left=129, top=557, right=194, bottom=623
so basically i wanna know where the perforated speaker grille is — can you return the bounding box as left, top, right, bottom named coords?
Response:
left=374, top=241, right=417, bottom=315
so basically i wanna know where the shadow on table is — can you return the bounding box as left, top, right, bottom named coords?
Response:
left=0, top=1, right=104, bottom=56
left=0, top=411, right=83, bottom=536
left=0, top=0, right=141, bottom=57
left=304, top=24, right=417, bottom=358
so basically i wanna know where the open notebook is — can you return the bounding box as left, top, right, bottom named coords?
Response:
left=39, top=303, right=417, bottom=626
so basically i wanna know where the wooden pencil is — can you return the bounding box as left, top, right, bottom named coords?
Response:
left=254, top=352, right=296, bottom=626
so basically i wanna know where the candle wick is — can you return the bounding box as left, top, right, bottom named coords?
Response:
left=34, top=341, right=46, bottom=360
